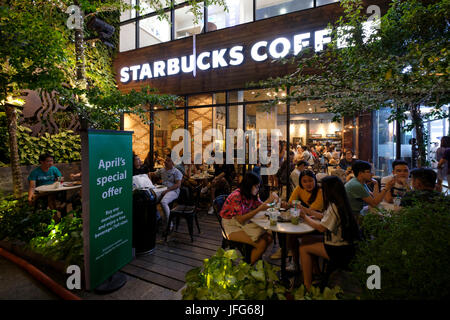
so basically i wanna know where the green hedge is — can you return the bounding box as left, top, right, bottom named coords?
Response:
left=0, top=195, right=83, bottom=267
left=351, top=192, right=450, bottom=299
left=0, top=115, right=81, bottom=166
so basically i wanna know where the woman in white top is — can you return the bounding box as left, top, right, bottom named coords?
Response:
left=299, top=175, right=360, bottom=290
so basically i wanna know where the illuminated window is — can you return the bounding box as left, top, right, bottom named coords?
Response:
left=256, top=0, right=314, bottom=20
left=208, top=0, right=253, bottom=31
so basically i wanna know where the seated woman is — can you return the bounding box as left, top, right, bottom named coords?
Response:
left=299, top=175, right=360, bottom=290
left=219, top=172, right=277, bottom=265
left=284, top=170, right=324, bottom=269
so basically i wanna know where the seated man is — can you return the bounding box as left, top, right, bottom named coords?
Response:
left=345, top=160, right=395, bottom=223
left=150, top=156, right=183, bottom=234
left=381, top=159, right=411, bottom=203
left=401, top=168, right=441, bottom=207
left=338, top=149, right=357, bottom=172
left=290, top=160, right=308, bottom=190
left=28, top=153, right=62, bottom=210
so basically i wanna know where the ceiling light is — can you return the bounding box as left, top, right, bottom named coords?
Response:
left=279, top=8, right=287, bottom=14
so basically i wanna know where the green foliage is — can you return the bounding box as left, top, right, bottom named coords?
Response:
left=257, top=0, right=449, bottom=166
left=182, top=248, right=343, bottom=300
left=29, top=215, right=84, bottom=267
left=292, top=284, right=343, bottom=300
left=182, top=248, right=287, bottom=300
left=0, top=195, right=54, bottom=242
left=351, top=193, right=450, bottom=299
left=0, top=124, right=81, bottom=166
left=0, top=194, right=83, bottom=267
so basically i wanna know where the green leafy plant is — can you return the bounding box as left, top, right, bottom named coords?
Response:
left=351, top=193, right=450, bottom=299
left=0, top=124, right=81, bottom=166
left=292, top=284, right=343, bottom=300
left=182, top=248, right=286, bottom=300
left=29, top=214, right=83, bottom=267
left=0, top=195, right=54, bottom=242
left=182, top=248, right=343, bottom=300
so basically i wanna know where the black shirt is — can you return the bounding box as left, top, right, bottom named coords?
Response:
left=133, top=164, right=150, bottom=176
left=214, top=164, right=235, bottom=185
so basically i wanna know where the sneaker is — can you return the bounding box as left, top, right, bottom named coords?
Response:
left=207, top=206, right=214, bottom=215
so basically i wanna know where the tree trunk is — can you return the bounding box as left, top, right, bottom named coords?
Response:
left=5, top=105, right=23, bottom=198
left=410, top=104, right=427, bottom=168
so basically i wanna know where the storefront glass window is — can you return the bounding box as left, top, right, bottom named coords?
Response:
left=120, top=0, right=136, bottom=22
left=124, top=112, right=149, bottom=161
left=246, top=103, right=287, bottom=198
left=119, top=22, right=136, bottom=52
left=208, top=0, right=253, bottom=31
left=153, top=109, right=185, bottom=163
left=139, top=14, right=171, bottom=47
left=289, top=101, right=342, bottom=154
left=256, top=0, right=313, bottom=20
left=175, top=4, right=204, bottom=39
left=373, top=108, right=395, bottom=176
left=316, top=0, right=339, bottom=7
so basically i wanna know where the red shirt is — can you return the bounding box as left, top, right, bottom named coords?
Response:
left=219, top=188, right=263, bottom=219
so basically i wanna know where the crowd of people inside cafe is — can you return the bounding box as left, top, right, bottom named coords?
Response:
left=27, top=134, right=450, bottom=291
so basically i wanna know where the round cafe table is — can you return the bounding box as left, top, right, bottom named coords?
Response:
left=251, top=210, right=314, bottom=284
left=150, top=185, right=167, bottom=199
left=35, top=182, right=82, bottom=193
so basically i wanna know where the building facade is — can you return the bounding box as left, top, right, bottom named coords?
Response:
left=115, top=0, right=449, bottom=192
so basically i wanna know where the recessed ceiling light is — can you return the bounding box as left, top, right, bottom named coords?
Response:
left=279, top=8, right=287, bottom=14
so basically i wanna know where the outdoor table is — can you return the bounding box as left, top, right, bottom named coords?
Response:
left=190, top=173, right=214, bottom=180
left=379, top=201, right=395, bottom=211
left=251, top=210, right=314, bottom=285
left=35, top=182, right=82, bottom=193
left=150, top=185, right=167, bottom=199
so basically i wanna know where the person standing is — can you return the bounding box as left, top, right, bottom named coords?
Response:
left=436, top=136, right=450, bottom=192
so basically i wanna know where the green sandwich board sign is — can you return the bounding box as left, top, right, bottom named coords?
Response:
left=81, top=129, right=133, bottom=290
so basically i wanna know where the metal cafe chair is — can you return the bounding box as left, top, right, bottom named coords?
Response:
left=213, top=194, right=253, bottom=264
left=164, top=185, right=201, bottom=242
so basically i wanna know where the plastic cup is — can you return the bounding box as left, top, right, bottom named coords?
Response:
left=290, top=208, right=299, bottom=225
left=269, top=211, right=278, bottom=226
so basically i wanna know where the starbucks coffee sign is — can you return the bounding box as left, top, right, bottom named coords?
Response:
left=119, top=29, right=334, bottom=83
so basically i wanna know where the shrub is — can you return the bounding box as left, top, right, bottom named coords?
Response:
left=351, top=193, right=450, bottom=299
left=29, top=215, right=83, bottom=267
left=182, top=248, right=342, bottom=300
left=0, top=123, right=81, bottom=166
left=0, top=195, right=54, bottom=242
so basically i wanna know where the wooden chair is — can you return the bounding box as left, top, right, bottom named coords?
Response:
left=213, top=194, right=253, bottom=264
left=165, top=185, right=201, bottom=242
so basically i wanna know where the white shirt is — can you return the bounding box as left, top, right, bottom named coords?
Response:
left=320, top=203, right=349, bottom=246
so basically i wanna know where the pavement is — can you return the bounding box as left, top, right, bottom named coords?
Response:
left=0, top=255, right=59, bottom=300
left=0, top=254, right=182, bottom=300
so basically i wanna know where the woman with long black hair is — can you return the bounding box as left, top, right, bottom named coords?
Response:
left=299, top=175, right=360, bottom=290
left=220, top=172, right=277, bottom=264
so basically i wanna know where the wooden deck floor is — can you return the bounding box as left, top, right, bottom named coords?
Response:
left=120, top=207, right=283, bottom=292
left=120, top=209, right=226, bottom=291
